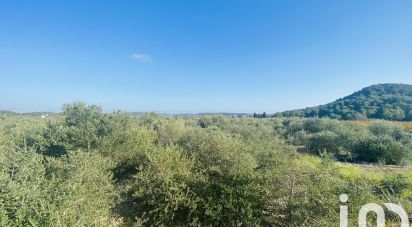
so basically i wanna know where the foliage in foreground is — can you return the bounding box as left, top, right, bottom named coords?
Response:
left=0, top=102, right=411, bottom=226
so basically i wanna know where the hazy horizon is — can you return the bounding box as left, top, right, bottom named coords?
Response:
left=1, top=1, right=412, bottom=113
left=1, top=82, right=411, bottom=114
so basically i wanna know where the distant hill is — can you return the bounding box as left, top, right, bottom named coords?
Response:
left=0, top=110, right=17, bottom=115
left=275, top=83, right=412, bottom=121
left=21, top=112, right=59, bottom=117
left=0, top=111, right=59, bottom=117
left=194, top=113, right=250, bottom=117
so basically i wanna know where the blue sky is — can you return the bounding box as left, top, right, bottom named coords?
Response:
left=1, top=0, right=411, bottom=113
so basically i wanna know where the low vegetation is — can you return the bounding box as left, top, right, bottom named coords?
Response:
left=0, top=102, right=411, bottom=226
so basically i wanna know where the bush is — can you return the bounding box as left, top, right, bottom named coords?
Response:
left=129, top=128, right=289, bottom=226
left=132, top=146, right=200, bottom=226
left=352, top=136, right=409, bottom=164
left=1, top=103, right=412, bottom=226
left=0, top=147, right=116, bottom=226
left=62, top=102, right=107, bottom=151
left=155, top=118, right=187, bottom=146
left=307, top=131, right=341, bottom=155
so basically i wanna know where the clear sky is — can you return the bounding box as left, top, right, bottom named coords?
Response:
left=1, top=0, right=411, bottom=113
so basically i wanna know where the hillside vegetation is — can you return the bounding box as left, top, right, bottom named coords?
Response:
left=276, top=83, right=412, bottom=121
left=1, top=102, right=412, bottom=226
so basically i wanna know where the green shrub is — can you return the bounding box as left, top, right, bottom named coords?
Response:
left=352, top=136, right=409, bottom=164
left=307, top=131, right=341, bottom=155
left=1, top=104, right=412, bottom=226
left=0, top=147, right=115, bottom=226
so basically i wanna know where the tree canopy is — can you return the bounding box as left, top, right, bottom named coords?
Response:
left=276, top=83, right=412, bottom=121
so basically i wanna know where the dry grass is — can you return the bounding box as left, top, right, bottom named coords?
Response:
left=349, top=120, right=412, bottom=131
left=399, top=121, right=412, bottom=130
